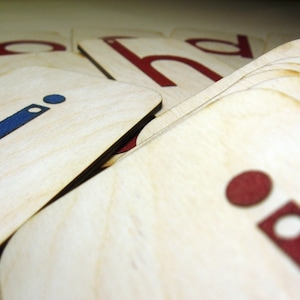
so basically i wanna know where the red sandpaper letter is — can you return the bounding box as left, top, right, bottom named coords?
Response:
left=258, top=201, right=300, bottom=268
left=186, top=35, right=253, bottom=58
left=0, top=40, right=66, bottom=55
left=103, top=37, right=222, bottom=87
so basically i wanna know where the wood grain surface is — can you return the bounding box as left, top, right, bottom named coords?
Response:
left=137, top=39, right=300, bottom=144
left=0, top=66, right=161, bottom=245
left=1, top=85, right=299, bottom=299
left=79, top=38, right=235, bottom=114
left=0, top=52, right=104, bottom=77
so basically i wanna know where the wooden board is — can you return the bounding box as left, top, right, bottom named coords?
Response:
left=171, top=28, right=265, bottom=69
left=101, top=45, right=300, bottom=168
left=247, top=62, right=300, bottom=74
left=79, top=37, right=234, bottom=114
left=0, top=66, right=161, bottom=245
left=250, top=76, right=300, bottom=100
left=101, top=69, right=300, bottom=168
left=137, top=39, right=300, bottom=144
left=0, top=52, right=104, bottom=77
left=265, top=33, right=300, bottom=52
left=204, top=69, right=300, bottom=99
left=1, top=85, right=299, bottom=299
left=72, top=28, right=164, bottom=52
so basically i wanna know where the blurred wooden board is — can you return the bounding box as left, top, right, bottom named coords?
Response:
left=79, top=37, right=234, bottom=114
left=204, top=69, right=300, bottom=99
left=264, top=33, right=300, bottom=52
left=0, top=52, right=104, bottom=77
left=137, top=39, right=300, bottom=144
left=72, top=28, right=164, bottom=52
left=1, top=86, right=299, bottom=299
left=251, top=76, right=300, bottom=100
left=101, top=65, right=300, bottom=168
left=0, top=66, right=161, bottom=245
left=247, top=61, right=300, bottom=74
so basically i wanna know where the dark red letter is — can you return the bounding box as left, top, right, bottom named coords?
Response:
left=103, top=37, right=222, bottom=87
left=186, top=35, right=253, bottom=58
left=258, top=201, right=300, bottom=268
left=0, top=40, right=66, bottom=55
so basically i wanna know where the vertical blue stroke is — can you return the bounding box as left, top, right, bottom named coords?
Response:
left=0, top=104, right=49, bottom=139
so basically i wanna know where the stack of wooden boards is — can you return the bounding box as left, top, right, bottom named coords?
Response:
left=0, top=28, right=299, bottom=299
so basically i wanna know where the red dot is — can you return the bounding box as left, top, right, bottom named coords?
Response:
left=226, top=170, right=272, bottom=207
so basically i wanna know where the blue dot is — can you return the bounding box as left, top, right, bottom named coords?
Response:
left=43, top=94, right=66, bottom=104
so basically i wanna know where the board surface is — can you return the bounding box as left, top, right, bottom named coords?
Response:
left=0, top=66, right=161, bottom=245
left=137, top=39, right=300, bottom=144
left=1, top=83, right=299, bottom=299
left=0, top=52, right=104, bottom=77
left=0, top=1, right=300, bottom=299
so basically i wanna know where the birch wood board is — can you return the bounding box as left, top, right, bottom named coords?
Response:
left=100, top=69, right=300, bottom=169
left=0, top=31, right=71, bottom=55
left=247, top=62, right=300, bottom=75
left=137, top=39, right=300, bottom=144
left=0, top=52, right=104, bottom=77
left=1, top=87, right=299, bottom=300
left=203, top=69, right=300, bottom=99
left=0, top=66, right=161, bottom=245
left=247, top=75, right=300, bottom=100
left=264, top=33, right=300, bottom=52
left=267, top=56, right=300, bottom=65
left=242, top=58, right=300, bottom=75
left=250, top=76, right=300, bottom=100
left=72, top=28, right=164, bottom=52
left=170, top=28, right=265, bottom=69
left=79, top=38, right=235, bottom=114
